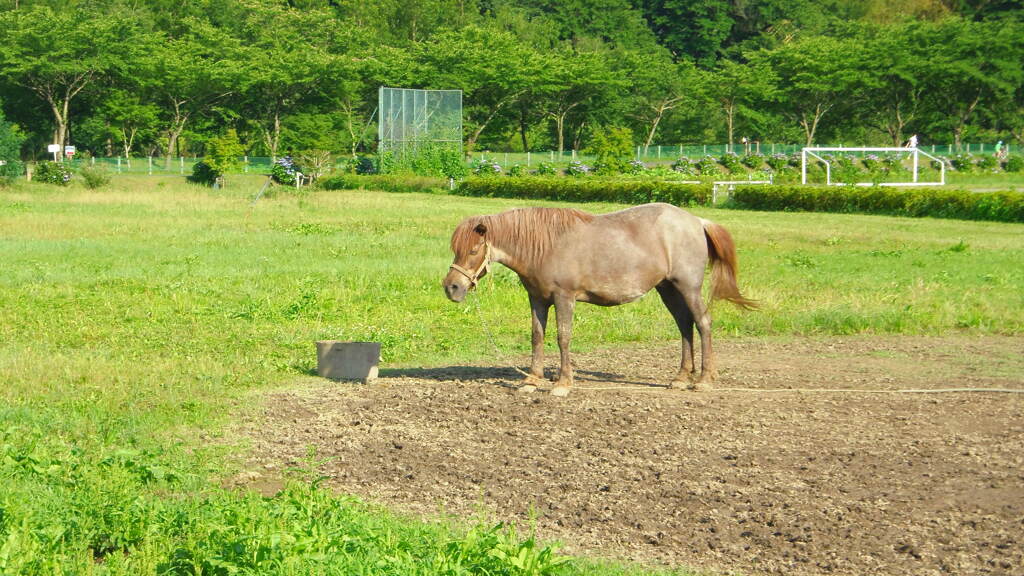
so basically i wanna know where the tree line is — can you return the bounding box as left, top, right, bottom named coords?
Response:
left=0, top=0, right=1021, bottom=163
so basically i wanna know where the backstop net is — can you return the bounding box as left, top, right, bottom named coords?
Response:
left=378, top=87, right=463, bottom=166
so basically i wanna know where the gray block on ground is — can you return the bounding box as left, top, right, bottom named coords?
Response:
left=316, top=341, right=380, bottom=382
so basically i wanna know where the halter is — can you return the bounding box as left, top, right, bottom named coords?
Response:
left=449, top=242, right=491, bottom=288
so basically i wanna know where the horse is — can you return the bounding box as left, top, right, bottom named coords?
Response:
left=443, top=203, right=755, bottom=397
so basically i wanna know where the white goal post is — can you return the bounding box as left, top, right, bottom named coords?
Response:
left=801, top=147, right=945, bottom=187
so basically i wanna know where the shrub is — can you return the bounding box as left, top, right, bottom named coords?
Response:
left=471, top=158, right=502, bottom=176
left=950, top=153, right=975, bottom=172
left=79, top=166, right=111, bottom=189
left=318, top=173, right=447, bottom=194
left=271, top=157, right=297, bottom=185
left=727, top=184, right=1024, bottom=223
left=671, top=157, right=695, bottom=175
left=534, top=162, right=557, bottom=176
left=696, top=156, right=721, bottom=176
left=454, top=177, right=711, bottom=206
left=741, top=154, right=765, bottom=170
left=190, top=130, right=244, bottom=187
left=34, top=161, right=72, bottom=185
left=565, top=160, right=591, bottom=177
left=506, top=164, right=526, bottom=177
left=766, top=153, right=788, bottom=171
left=586, top=125, right=634, bottom=174
left=189, top=161, right=218, bottom=186
left=862, top=154, right=882, bottom=172
left=342, top=155, right=376, bottom=175
left=1005, top=155, right=1024, bottom=173
left=719, top=152, right=743, bottom=173
left=976, top=154, right=999, bottom=171
left=624, top=160, right=646, bottom=175
left=0, top=111, right=25, bottom=182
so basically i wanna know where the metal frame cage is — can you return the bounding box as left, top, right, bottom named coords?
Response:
left=378, top=87, right=462, bottom=159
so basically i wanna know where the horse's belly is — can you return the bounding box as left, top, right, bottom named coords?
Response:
left=578, top=286, right=648, bottom=306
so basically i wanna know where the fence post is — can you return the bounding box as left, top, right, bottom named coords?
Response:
left=636, top=145, right=640, bottom=161
left=90, top=157, right=95, bottom=166
left=148, top=156, right=152, bottom=175
left=527, top=151, right=531, bottom=167
left=117, top=156, right=121, bottom=173
left=504, top=152, right=508, bottom=167
left=966, top=143, right=970, bottom=154
left=572, top=149, right=576, bottom=161
left=180, top=157, right=184, bottom=174
left=703, top=144, right=706, bottom=155
left=244, top=155, right=248, bottom=173
left=657, top=145, right=661, bottom=159
left=550, top=150, right=554, bottom=162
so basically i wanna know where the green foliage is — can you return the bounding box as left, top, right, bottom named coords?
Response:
left=728, top=185, right=1024, bottom=223
left=380, top=144, right=467, bottom=179
left=0, top=111, right=24, bottom=182
left=671, top=157, right=695, bottom=175
left=1006, top=155, right=1024, bottom=173
left=951, top=153, right=975, bottom=172
left=271, top=157, right=298, bottom=185
left=205, top=130, right=245, bottom=177
left=455, top=176, right=711, bottom=205
left=587, top=126, right=634, bottom=175
left=33, top=161, right=72, bottom=185
left=471, top=158, right=503, bottom=176
left=534, top=162, right=557, bottom=176
left=718, top=152, right=743, bottom=173
left=189, top=161, right=219, bottom=186
left=318, top=173, right=448, bottom=194
left=79, top=166, right=111, bottom=189
left=696, top=156, right=721, bottom=176
left=976, top=154, right=998, bottom=171
left=741, top=154, right=765, bottom=170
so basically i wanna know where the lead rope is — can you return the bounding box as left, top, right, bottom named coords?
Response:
left=466, top=287, right=533, bottom=380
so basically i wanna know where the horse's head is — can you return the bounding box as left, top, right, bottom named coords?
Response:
left=444, top=221, right=490, bottom=303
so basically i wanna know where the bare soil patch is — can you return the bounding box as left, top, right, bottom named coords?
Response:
left=237, top=336, right=1024, bottom=575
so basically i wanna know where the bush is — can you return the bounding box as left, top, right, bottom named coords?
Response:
left=718, top=152, right=743, bottom=173
left=696, top=156, right=721, bottom=176
left=565, top=160, right=591, bottom=177
left=380, top=144, right=466, bottom=179
left=741, top=154, right=765, bottom=170
left=271, top=157, right=297, bottom=185
left=470, top=158, right=502, bottom=176
left=766, top=153, right=788, bottom=171
left=79, top=166, right=111, bottom=189
left=0, top=111, right=25, bottom=182
left=189, top=161, right=218, bottom=186
left=624, top=160, right=646, bottom=175
left=318, top=173, right=447, bottom=194
left=1005, top=155, right=1024, bottom=173
left=34, top=161, right=72, bottom=185
left=454, top=177, right=711, bottom=206
left=976, top=154, right=999, bottom=171
left=727, top=184, right=1024, bottom=223
left=586, top=126, right=634, bottom=174
left=507, top=164, right=526, bottom=177
left=534, top=162, right=557, bottom=176
left=950, top=153, right=975, bottom=172
left=671, top=157, right=695, bottom=175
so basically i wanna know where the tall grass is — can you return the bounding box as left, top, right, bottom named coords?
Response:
left=1, top=175, right=1022, bottom=573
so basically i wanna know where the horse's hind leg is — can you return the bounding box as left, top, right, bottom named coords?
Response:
left=671, top=278, right=716, bottom=389
left=551, top=293, right=576, bottom=397
left=520, top=294, right=550, bottom=392
left=655, top=283, right=696, bottom=386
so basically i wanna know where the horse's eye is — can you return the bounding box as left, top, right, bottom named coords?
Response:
left=469, top=250, right=478, bottom=255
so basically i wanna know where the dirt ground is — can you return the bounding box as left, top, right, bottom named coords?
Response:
left=236, top=336, right=1024, bottom=576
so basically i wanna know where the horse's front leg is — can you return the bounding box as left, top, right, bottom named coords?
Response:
left=520, top=294, right=550, bottom=392
left=552, top=294, right=575, bottom=397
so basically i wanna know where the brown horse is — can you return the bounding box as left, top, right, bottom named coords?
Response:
left=443, top=203, right=755, bottom=396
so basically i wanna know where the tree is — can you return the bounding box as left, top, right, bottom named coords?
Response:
left=619, top=51, right=704, bottom=150
left=536, top=50, right=621, bottom=156
left=0, top=6, right=141, bottom=155
left=237, top=5, right=334, bottom=160
left=706, top=58, right=777, bottom=150
left=638, top=0, right=734, bottom=64
left=756, top=36, right=866, bottom=145
left=416, top=25, right=542, bottom=154
left=147, top=18, right=249, bottom=167
left=0, top=107, right=25, bottom=180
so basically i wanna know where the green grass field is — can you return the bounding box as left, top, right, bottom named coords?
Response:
left=2, top=175, right=1022, bottom=574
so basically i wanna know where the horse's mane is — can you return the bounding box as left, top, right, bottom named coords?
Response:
left=451, top=207, right=595, bottom=269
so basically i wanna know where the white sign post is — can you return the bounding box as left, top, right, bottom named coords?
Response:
left=47, top=144, right=60, bottom=162
left=64, top=145, right=76, bottom=159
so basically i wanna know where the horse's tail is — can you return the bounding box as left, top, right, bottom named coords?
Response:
left=701, top=219, right=758, bottom=310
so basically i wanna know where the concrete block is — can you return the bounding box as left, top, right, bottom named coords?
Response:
left=316, top=341, right=380, bottom=382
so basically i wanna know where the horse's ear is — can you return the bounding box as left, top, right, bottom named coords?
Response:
left=474, top=223, right=487, bottom=236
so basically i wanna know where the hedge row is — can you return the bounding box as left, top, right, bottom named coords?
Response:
left=728, top=185, right=1024, bottom=223
left=318, top=173, right=448, bottom=194
left=454, top=177, right=712, bottom=206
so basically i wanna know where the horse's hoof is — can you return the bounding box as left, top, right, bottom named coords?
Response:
left=550, top=386, right=571, bottom=397
left=519, top=384, right=538, bottom=393
left=687, top=381, right=712, bottom=392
